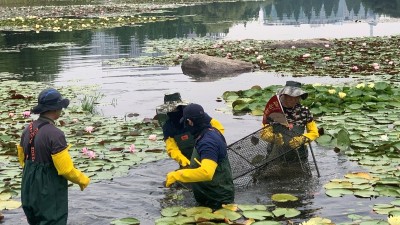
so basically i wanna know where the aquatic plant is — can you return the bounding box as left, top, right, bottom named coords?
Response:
left=80, top=92, right=103, bottom=114
left=110, top=35, right=400, bottom=78
left=0, top=15, right=175, bottom=32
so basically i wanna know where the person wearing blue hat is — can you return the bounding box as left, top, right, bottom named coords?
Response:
left=164, top=103, right=234, bottom=209
left=17, top=88, right=90, bottom=225
left=156, top=93, right=224, bottom=168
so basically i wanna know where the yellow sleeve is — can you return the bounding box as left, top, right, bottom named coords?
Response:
left=210, top=118, right=225, bottom=134
left=16, top=144, right=25, bottom=168
left=170, top=159, right=217, bottom=183
left=52, top=145, right=90, bottom=190
left=303, top=121, right=319, bottom=141
left=165, top=137, right=190, bottom=166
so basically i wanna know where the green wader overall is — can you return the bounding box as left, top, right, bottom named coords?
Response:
left=21, top=122, right=68, bottom=225
left=190, top=144, right=235, bottom=210
left=174, top=131, right=195, bottom=160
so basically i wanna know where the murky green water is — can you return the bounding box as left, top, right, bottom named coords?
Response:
left=1, top=0, right=399, bottom=224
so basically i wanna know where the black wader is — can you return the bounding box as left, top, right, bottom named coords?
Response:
left=174, top=131, right=195, bottom=160
left=189, top=130, right=234, bottom=210
left=21, top=122, right=68, bottom=225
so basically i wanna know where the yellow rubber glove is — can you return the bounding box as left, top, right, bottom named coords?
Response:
left=210, top=118, right=225, bottom=134
left=303, top=121, right=320, bottom=141
left=289, top=136, right=309, bottom=149
left=165, top=159, right=217, bottom=187
left=260, top=125, right=274, bottom=142
left=16, top=144, right=25, bottom=168
left=274, top=133, right=284, bottom=146
left=52, top=145, right=90, bottom=191
left=165, top=137, right=190, bottom=167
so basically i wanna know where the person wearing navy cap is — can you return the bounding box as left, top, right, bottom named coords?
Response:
left=165, top=103, right=234, bottom=210
left=17, top=88, right=90, bottom=225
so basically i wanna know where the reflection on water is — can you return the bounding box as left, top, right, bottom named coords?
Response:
left=1, top=0, right=400, bottom=80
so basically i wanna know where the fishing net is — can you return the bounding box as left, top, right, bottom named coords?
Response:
left=227, top=124, right=314, bottom=188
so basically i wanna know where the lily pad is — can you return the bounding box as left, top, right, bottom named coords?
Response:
left=214, top=208, right=242, bottom=221
left=271, top=193, right=298, bottom=202
left=0, top=200, right=22, bottom=210
left=181, top=206, right=212, bottom=216
left=161, top=206, right=183, bottom=217
left=242, top=210, right=274, bottom=220
left=272, top=208, right=301, bottom=218
left=325, top=188, right=354, bottom=197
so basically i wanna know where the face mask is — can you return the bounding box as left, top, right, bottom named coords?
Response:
left=167, top=110, right=183, bottom=124
left=184, top=117, right=209, bottom=137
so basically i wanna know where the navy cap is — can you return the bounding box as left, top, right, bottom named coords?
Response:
left=180, top=103, right=205, bottom=123
left=31, top=88, right=70, bottom=114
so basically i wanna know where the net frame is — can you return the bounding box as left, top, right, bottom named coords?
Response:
left=227, top=125, right=315, bottom=188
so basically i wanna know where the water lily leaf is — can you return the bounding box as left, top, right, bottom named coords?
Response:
left=303, top=217, right=332, bottom=224
left=155, top=216, right=177, bottom=224
left=335, top=128, right=351, bottom=151
left=345, top=172, right=374, bottom=180
left=315, top=134, right=333, bottom=146
left=271, top=193, right=298, bottom=202
left=353, top=190, right=379, bottom=198
left=194, top=212, right=225, bottom=222
left=348, top=104, right=363, bottom=110
left=242, top=210, right=273, bottom=220
left=325, top=188, right=353, bottom=197
left=374, top=204, right=394, bottom=209
left=181, top=207, right=212, bottom=216
left=389, top=210, right=400, bottom=217
left=378, top=189, right=400, bottom=197
left=0, top=192, right=12, bottom=201
left=377, top=178, right=400, bottom=186
left=251, top=221, right=281, bottom=225
left=161, top=206, right=183, bottom=217
left=272, top=208, right=300, bottom=218
left=221, top=204, right=238, bottom=211
left=0, top=200, right=22, bottom=210
left=347, top=214, right=364, bottom=220
left=390, top=199, right=400, bottom=206
left=352, top=184, right=373, bottom=190
left=238, top=204, right=267, bottom=211
left=351, top=142, right=372, bottom=149
left=214, top=209, right=242, bottom=221
left=374, top=206, right=400, bottom=215
left=374, top=82, right=388, bottom=90
left=347, top=178, right=371, bottom=185
left=175, top=216, right=196, bottom=224
left=324, top=181, right=353, bottom=189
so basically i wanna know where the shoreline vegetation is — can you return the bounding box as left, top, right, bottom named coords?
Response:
left=0, top=1, right=399, bottom=224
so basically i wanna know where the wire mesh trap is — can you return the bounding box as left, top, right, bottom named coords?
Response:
left=227, top=126, right=316, bottom=188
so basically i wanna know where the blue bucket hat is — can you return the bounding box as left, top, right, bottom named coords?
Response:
left=31, top=88, right=70, bottom=114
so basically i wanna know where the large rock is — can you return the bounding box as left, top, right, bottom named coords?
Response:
left=181, top=54, right=253, bottom=78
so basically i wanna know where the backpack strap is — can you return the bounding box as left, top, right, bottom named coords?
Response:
left=26, top=121, right=50, bottom=161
